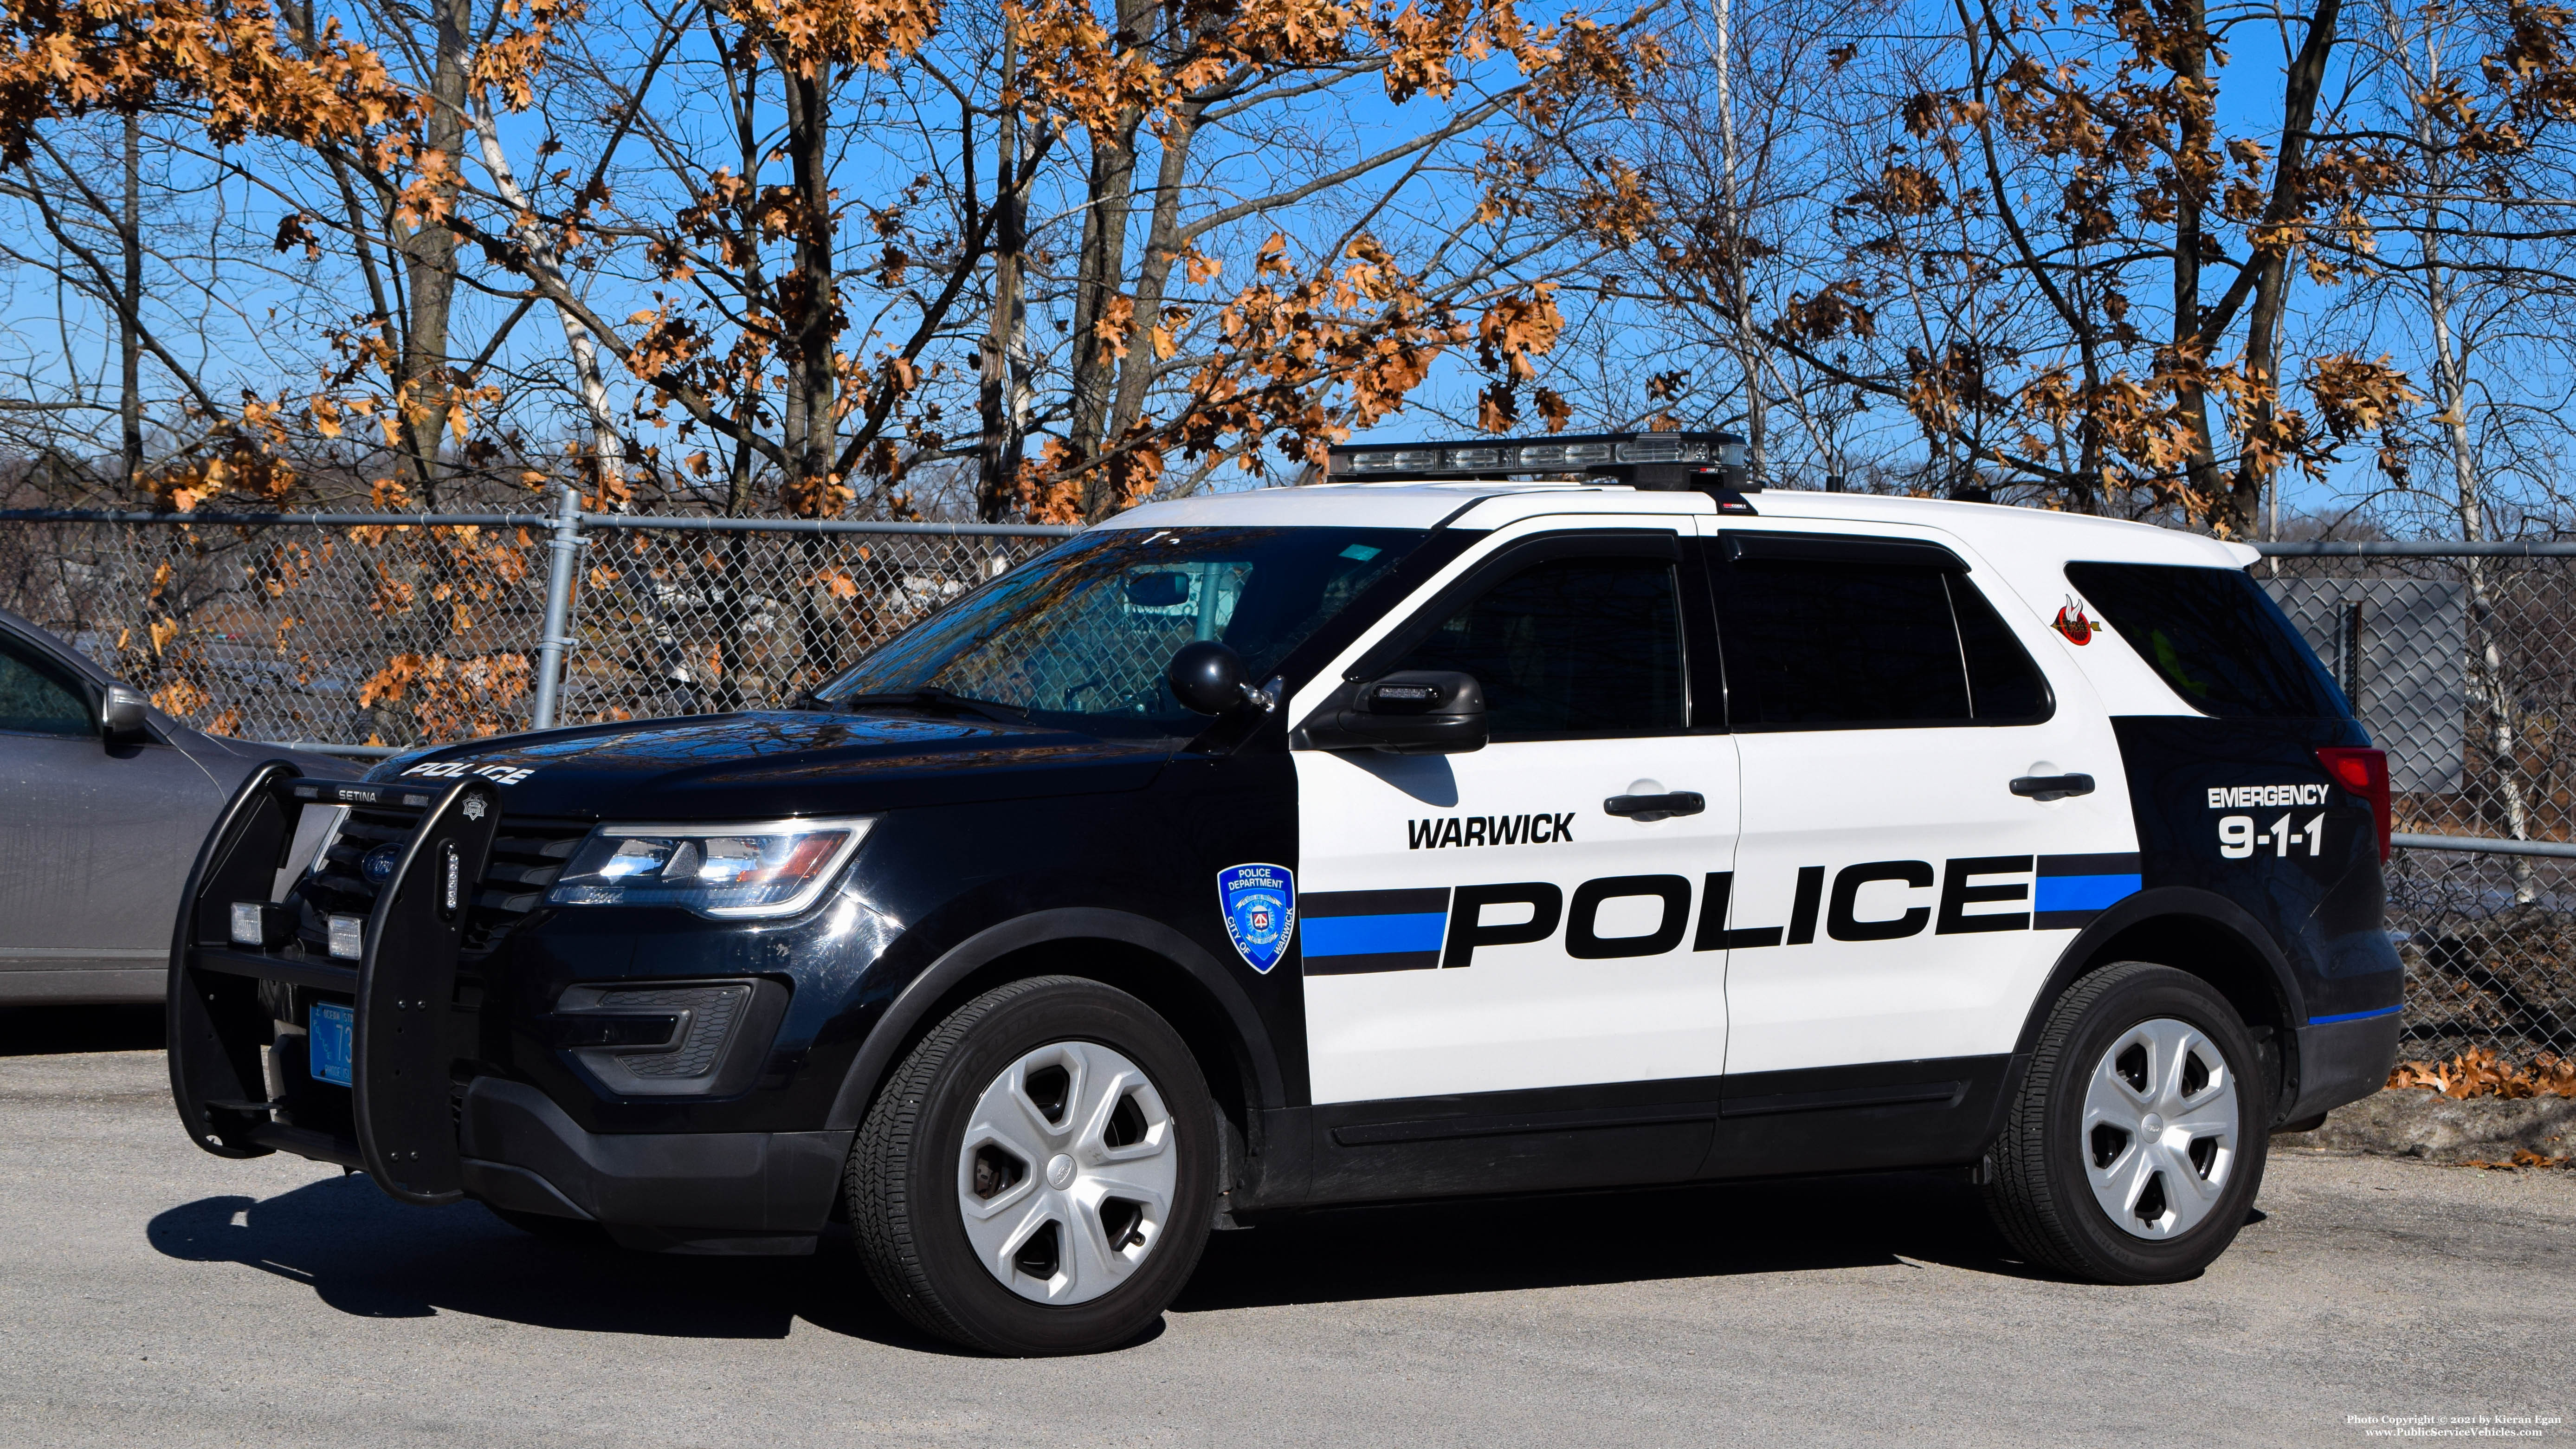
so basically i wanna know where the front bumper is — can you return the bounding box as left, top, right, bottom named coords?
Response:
left=2285, top=1008, right=2403, bottom=1122
left=169, top=766, right=841, bottom=1250
left=458, top=1077, right=848, bottom=1254
left=168, top=767, right=503, bottom=1199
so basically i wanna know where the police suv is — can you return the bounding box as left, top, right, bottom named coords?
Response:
left=168, top=432, right=2402, bottom=1355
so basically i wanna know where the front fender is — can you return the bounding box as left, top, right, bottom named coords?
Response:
left=823, top=905, right=1285, bottom=1132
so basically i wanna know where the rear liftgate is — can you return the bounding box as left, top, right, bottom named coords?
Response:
left=168, top=765, right=503, bottom=1205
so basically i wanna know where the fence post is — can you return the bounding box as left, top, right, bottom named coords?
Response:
left=530, top=485, right=582, bottom=731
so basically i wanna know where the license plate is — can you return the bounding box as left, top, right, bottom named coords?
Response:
left=309, top=1002, right=354, bottom=1087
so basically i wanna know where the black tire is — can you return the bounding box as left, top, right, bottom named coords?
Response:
left=848, top=976, right=1217, bottom=1354
left=1981, top=962, right=2271, bottom=1283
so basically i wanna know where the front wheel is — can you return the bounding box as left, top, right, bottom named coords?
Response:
left=848, top=976, right=1217, bottom=1354
left=1981, top=962, right=2270, bottom=1283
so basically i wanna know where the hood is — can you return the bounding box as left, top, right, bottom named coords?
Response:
left=366, top=710, right=1171, bottom=820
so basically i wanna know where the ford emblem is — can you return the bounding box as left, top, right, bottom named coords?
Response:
left=362, top=843, right=403, bottom=884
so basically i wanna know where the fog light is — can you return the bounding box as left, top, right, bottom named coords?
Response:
left=327, top=914, right=365, bottom=961
left=548, top=981, right=758, bottom=1094
left=230, top=901, right=291, bottom=948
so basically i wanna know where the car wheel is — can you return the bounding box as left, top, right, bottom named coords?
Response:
left=848, top=975, right=1217, bottom=1354
left=1981, top=961, right=2269, bottom=1283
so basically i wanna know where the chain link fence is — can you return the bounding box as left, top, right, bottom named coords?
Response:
left=0, top=503, right=1073, bottom=748
left=2262, top=546, right=2576, bottom=1067
left=1, top=506, right=2570, bottom=1064
left=556, top=517, right=1073, bottom=726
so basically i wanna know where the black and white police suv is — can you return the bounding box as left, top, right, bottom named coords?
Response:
left=168, top=431, right=2402, bottom=1354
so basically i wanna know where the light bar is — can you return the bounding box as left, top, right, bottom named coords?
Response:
left=1324, top=431, right=1746, bottom=482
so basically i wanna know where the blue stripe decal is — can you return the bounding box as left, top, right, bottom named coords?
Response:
left=1302, top=911, right=1448, bottom=959
left=2032, top=873, right=2142, bottom=913
left=2307, top=1003, right=2402, bottom=1026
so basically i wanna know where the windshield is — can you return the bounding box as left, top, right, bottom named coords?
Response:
left=815, top=526, right=1429, bottom=737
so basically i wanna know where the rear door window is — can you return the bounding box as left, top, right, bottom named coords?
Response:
left=1712, top=536, right=2051, bottom=728
left=2065, top=562, right=2349, bottom=719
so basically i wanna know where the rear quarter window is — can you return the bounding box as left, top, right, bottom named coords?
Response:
left=2065, top=561, right=2350, bottom=719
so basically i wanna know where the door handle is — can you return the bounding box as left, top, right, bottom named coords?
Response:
left=1604, top=790, right=1706, bottom=822
left=2010, top=773, right=2095, bottom=802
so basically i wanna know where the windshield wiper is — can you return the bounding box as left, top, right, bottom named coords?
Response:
left=807, top=687, right=1032, bottom=723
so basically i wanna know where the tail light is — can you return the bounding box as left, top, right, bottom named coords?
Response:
left=2315, top=746, right=2390, bottom=861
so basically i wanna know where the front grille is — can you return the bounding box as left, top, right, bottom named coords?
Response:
left=294, top=802, right=589, bottom=957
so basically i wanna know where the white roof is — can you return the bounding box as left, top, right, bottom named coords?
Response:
left=1103, top=479, right=1617, bottom=531
left=1108, top=477, right=2259, bottom=720
left=1104, top=479, right=2253, bottom=570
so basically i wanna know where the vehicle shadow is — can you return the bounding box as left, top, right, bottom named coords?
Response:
left=1177, top=1169, right=2052, bottom=1311
left=144, top=1175, right=954, bottom=1350
left=0, top=1003, right=164, bottom=1055
left=147, top=1166, right=2049, bottom=1349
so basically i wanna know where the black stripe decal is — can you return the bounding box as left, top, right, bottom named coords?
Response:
left=1302, top=950, right=1442, bottom=976
left=1304, top=887, right=1453, bottom=917
left=2035, top=852, right=2142, bottom=877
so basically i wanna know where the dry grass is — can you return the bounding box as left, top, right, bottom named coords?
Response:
left=2385, top=1047, right=2576, bottom=1099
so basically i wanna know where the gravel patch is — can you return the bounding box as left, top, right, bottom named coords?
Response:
left=2274, top=1088, right=2576, bottom=1165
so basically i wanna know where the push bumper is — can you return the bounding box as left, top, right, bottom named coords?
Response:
left=2285, top=1007, right=2403, bottom=1122
left=168, top=765, right=501, bottom=1202
left=458, top=1077, right=850, bottom=1255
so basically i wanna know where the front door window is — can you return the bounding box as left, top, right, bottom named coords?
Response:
left=1295, top=527, right=1738, bottom=1106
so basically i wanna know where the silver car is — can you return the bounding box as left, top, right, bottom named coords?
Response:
left=0, top=608, right=356, bottom=1003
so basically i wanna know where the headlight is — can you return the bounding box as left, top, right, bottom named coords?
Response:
left=547, top=817, right=872, bottom=919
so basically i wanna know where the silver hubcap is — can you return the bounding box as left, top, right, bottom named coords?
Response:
left=2082, top=1017, right=2240, bottom=1240
left=956, top=1041, right=1177, bottom=1304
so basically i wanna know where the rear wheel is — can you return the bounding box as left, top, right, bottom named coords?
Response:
left=1982, top=962, right=2268, bottom=1283
left=848, top=976, right=1216, bottom=1354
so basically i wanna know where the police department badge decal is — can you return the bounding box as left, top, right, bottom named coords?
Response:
left=1217, top=864, right=1296, bottom=974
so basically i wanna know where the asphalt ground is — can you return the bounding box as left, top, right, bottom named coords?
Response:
left=2, top=1006, right=2569, bottom=1448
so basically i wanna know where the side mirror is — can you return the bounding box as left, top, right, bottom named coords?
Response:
left=1296, top=670, right=1488, bottom=755
left=98, top=683, right=150, bottom=747
left=1168, top=640, right=1253, bottom=716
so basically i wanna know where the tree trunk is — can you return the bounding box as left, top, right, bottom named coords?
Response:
left=713, top=43, right=770, bottom=704
left=2408, top=78, right=2536, bottom=899
left=397, top=0, right=471, bottom=506
left=778, top=61, right=839, bottom=515
left=1102, top=101, right=1204, bottom=447
left=976, top=25, right=1029, bottom=522
left=2221, top=0, right=2344, bottom=537
left=1712, top=0, right=1764, bottom=473
left=1068, top=0, right=1156, bottom=520
left=118, top=110, right=141, bottom=492
left=1069, top=110, right=1143, bottom=518
left=2167, top=0, right=2225, bottom=521
left=467, top=82, right=648, bottom=722
left=727, top=39, right=772, bottom=518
